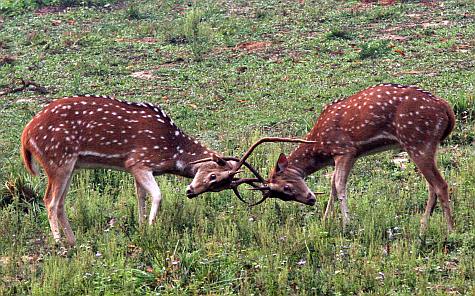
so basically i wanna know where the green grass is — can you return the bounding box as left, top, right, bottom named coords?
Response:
left=1, top=0, right=475, bottom=294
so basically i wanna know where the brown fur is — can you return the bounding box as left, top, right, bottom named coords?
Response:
left=267, top=84, right=455, bottom=232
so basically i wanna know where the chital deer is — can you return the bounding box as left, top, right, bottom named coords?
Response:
left=229, top=84, right=456, bottom=232
left=21, top=95, right=262, bottom=246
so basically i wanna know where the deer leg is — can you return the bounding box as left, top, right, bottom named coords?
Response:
left=57, top=172, right=76, bottom=246
left=409, top=151, right=454, bottom=232
left=43, top=182, right=61, bottom=243
left=132, top=170, right=162, bottom=225
left=134, top=179, right=147, bottom=225
left=420, top=183, right=437, bottom=233
left=323, top=173, right=338, bottom=222
left=45, top=163, right=75, bottom=244
left=333, top=155, right=356, bottom=229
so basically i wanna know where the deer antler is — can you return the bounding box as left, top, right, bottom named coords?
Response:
left=191, top=138, right=316, bottom=206
left=229, top=181, right=270, bottom=207
left=190, top=156, right=267, bottom=183
left=234, top=137, right=317, bottom=172
left=228, top=137, right=316, bottom=206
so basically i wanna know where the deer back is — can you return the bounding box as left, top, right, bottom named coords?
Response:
left=21, top=95, right=210, bottom=173
left=296, top=84, right=455, bottom=159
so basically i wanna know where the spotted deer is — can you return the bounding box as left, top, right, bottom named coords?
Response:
left=21, top=95, right=262, bottom=246
left=229, top=84, right=456, bottom=232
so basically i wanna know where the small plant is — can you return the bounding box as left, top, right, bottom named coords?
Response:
left=450, top=94, right=475, bottom=145
left=0, top=178, right=42, bottom=212
left=0, top=0, right=117, bottom=14
left=326, top=28, right=353, bottom=40
left=0, top=0, right=38, bottom=14
left=359, top=40, right=390, bottom=59
left=182, top=8, right=213, bottom=61
left=57, top=0, right=79, bottom=6
left=162, top=21, right=188, bottom=45
left=125, top=4, right=144, bottom=20
left=219, top=20, right=239, bottom=47
left=255, top=8, right=268, bottom=19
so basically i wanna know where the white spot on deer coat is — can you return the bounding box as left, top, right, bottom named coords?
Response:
left=176, top=160, right=185, bottom=171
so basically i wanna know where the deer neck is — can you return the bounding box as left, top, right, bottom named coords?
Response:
left=287, top=143, right=331, bottom=178
left=166, top=137, right=219, bottom=178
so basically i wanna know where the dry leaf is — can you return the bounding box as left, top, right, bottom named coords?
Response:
left=394, top=49, right=405, bottom=56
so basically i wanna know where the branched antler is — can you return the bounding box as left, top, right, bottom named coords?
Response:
left=235, top=137, right=317, bottom=171
left=190, top=138, right=316, bottom=206
left=229, top=137, right=316, bottom=206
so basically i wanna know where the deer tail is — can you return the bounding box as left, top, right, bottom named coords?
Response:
left=441, top=102, right=456, bottom=142
left=20, top=134, right=39, bottom=176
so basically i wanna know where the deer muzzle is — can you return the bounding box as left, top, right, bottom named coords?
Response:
left=185, top=185, right=198, bottom=198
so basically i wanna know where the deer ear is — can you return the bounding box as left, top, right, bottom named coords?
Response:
left=211, top=154, right=227, bottom=166
left=275, top=153, right=288, bottom=173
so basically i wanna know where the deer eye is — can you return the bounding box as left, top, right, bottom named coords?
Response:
left=210, top=174, right=217, bottom=181
left=283, top=185, right=291, bottom=192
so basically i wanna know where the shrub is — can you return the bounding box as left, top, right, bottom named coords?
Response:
left=326, top=28, right=353, bottom=40
left=182, top=8, right=213, bottom=61
left=359, top=40, right=390, bottom=59
left=125, top=4, right=145, bottom=20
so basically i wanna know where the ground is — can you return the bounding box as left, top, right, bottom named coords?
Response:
left=0, top=0, right=474, bottom=294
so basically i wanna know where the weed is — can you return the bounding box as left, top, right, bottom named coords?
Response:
left=219, top=20, right=240, bottom=47
left=125, top=4, right=144, bottom=20
left=359, top=40, right=391, bottom=59
left=0, top=177, right=42, bottom=212
left=182, top=8, right=213, bottom=61
left=326, top=28, right=353, bottom=40
left=366, top=5, right=399, bottom=21
left=161, top=21, right=188, bottom=45
left=0, top=0, right=38, bottom=14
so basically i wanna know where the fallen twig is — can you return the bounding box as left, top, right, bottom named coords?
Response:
left=0, top=79, right=48, bottom=96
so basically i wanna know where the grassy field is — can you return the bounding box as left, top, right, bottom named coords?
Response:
left=1, top=0, right=475, bottom=294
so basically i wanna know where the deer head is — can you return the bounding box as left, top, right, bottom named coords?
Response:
left=186, top=154, right=241, bottom=198
left=265, top=153, right=316, bottom=205
left=188, top=137, right=318, bottom=205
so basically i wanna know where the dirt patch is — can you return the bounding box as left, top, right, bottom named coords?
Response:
left=35, top=6, right=68, bottom=15
left=115, top=37, right=160, bottom=44
left=451, top=43, right=472, bottom=53
left=131, top=70, right=155, bottom=80
left=0, top=55, right=16, bottom=66
left=211, top=40, right=303, bottom=64
left=0, top=79, right=47, bottom=97
left=360, top=0, right=398, bottom=5
left=233, top=41, right=273, bottom=52
left=421, top=20, right=451, bottom=28
left=35, top=1, right=127, bottom=15
left=380, top=34, right=408, bottom=41
left=130, top=59, right=185, bottom=80
left=395, top=70, right=438, bottom=77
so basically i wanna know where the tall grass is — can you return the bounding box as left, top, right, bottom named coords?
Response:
left=0, top=0, right=474, bottom=294
left=0, top=143, right=474, bottom=294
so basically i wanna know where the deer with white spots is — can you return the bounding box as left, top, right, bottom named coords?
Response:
left=21, top=95, right=264, bottom=246
left=230, top=84, right=456, bottom=232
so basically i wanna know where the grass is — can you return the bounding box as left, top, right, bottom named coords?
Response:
left=1, top=0, right=475, bottom=294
